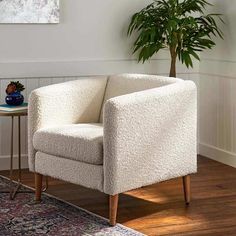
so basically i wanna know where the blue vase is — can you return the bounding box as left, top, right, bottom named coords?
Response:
left=5, top=92, right=24, bottom=106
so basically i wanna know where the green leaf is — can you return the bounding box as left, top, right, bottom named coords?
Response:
left=127, top=0, right=224, bottom=74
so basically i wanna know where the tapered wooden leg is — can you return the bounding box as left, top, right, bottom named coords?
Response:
left=109, top=194, right=119, bottom=226
left=183, top=175, right=191, bottom=205
left=35, top=173, right=43, bottom=202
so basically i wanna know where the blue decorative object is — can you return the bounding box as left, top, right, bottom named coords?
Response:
left=5, top=92, right=24, bottom=106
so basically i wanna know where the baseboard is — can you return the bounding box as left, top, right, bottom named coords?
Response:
left=0, top=154, right=28, bottom=171
left=199, top=143, right=236, bottom=168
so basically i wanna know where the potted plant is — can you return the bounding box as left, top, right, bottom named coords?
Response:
left=128, top=0, right=223, bottom=77
left=5, top=81, right=25, bottom=106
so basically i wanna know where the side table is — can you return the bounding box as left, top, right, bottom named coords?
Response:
left=0, top=109, right=48, bottom=199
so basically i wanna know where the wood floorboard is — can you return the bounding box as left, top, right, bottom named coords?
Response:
left=1, top=155, right=236, bottom=236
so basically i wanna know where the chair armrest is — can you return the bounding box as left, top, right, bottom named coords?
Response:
left=103, top=81, right=197, bottom=195
left=28, top=77, right=107, bottom=171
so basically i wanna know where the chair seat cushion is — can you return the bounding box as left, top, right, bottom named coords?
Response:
left=33, top=123, right=103, bottom=165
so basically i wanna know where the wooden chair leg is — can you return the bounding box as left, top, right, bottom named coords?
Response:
left=183, top=175, right=191, bottom=205
left=35, top=173, right=43, bottom=202
left=109, top=194, right=119, bottom=226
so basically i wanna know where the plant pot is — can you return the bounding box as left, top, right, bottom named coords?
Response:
left=5, top=92, right=24, bottom=106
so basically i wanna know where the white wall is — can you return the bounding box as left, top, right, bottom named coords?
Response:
left=0, top=0, right=198, bottom=78
left=0, top=0, right=199, bottom=170
left=199, top=0, right=236, bottom=167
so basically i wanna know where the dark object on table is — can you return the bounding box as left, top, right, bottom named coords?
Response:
left=5, top=81, right=25, bottom=106
left=6, top=92, right=24, bottom=106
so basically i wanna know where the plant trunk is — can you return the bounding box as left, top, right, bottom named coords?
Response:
left=169, top=47, right=177, bottom=78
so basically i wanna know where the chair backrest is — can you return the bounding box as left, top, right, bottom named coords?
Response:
left=99, top=74, right=182, bottom=122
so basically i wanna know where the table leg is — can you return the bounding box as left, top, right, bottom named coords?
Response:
left=10, top=116, right=23, bottom=199
left=9, top=116, right=14, bottom=199
left=0, top=115, right=49, bottom=199
left=42, top=176, right=49, bottom=192
left=18, top=116, right=21, bottom=182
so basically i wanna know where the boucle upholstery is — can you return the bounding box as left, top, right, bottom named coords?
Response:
left=35, top=152, right=103, bottom=191
left=103, top=81, right=197, bottom=195
left=99, top=74, right=182, bottom=122
left=28, top=77, right=107, bottom=171
left=28, top=73, right=197, bottom=196
left=33, top=124, right=103, bottom=165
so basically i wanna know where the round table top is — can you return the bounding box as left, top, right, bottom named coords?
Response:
left=0, top=109, right=28, bottom=117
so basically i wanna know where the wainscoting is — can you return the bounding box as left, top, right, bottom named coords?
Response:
left=199, top=59, right=236, bottom=168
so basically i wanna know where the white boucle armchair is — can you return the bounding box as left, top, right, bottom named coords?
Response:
left=28, top=74, right=197, bottom=226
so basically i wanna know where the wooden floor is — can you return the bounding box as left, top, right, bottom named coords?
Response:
left=1, top=156, right=236, bottom=235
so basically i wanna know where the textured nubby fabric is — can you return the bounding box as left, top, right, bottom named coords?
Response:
left=103, top=80, right=197, bottom=195
left=29, top=74, right=197, bottom=196
left=33, top=124, right=103, bottom=165
left=99, top=74, right=182, bottom=122
left=35, top=152, right=103, bottom=191
left=28, top=77, right=107, bottom=171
